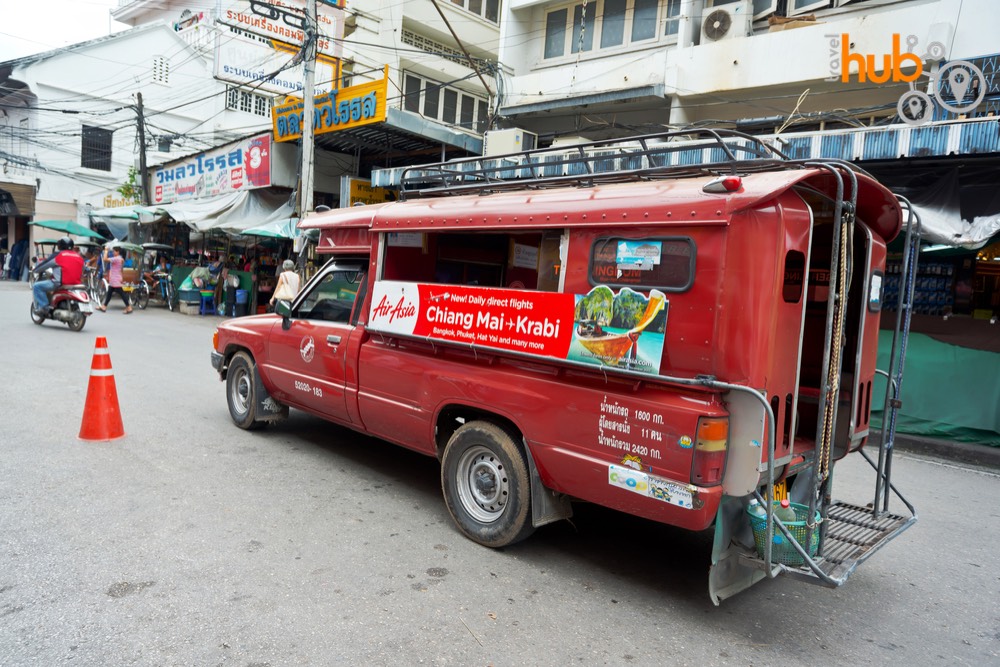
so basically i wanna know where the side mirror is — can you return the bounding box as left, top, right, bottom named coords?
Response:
left=276, top=299, right=292, bottom=330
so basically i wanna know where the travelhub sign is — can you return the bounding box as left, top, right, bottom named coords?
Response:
left=826, top=33, right=985, bottom=126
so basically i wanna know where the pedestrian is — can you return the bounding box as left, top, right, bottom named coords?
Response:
left=99, top=246, right=133, bottom=314
left=269, top=259, right=300, bottom=308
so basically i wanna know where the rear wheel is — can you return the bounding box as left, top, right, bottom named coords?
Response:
left=97, top=279, right=108, bottom=304
left=441, top=421, right=534, bottom=548
left=226, top=352, right=264, bottom=430
left=135, top=282, right=150, bottom=310
left=67, top=304, right=86, bottom=332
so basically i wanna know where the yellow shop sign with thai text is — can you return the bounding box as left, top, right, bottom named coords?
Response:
left=272, top=71, right=387, bottom=142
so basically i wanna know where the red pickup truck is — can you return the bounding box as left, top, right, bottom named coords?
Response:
left=211, top=131, right=917, bottom=602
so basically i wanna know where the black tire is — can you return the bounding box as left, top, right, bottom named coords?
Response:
left=135, top=283, right=150, bottom=310
left=441, top=421, right=534, bottom=548
left=67, top=306, right=86, bottom=332
left=226, top=352, right=264, bottom=430
left=97, top=279, right=108, bottom=304
left=166, top=282, right=176, bottom=312
left=29, top=302, right=44, bottom=326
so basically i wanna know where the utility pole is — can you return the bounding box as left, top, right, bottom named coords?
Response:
left=300, top=0, right=317, bottom=218
left=136, top=92, right=150, bottom=207
left=295, top=0, right=318, bottom=273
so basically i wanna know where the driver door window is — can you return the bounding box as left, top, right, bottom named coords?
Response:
left=295, top=269, right=364, bottom=322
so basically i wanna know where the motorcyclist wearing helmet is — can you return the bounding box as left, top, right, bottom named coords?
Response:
left=32, top=236, right=85, bottom=316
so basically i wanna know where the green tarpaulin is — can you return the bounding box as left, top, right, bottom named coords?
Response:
left=872, top=331, right=1000, bottom=446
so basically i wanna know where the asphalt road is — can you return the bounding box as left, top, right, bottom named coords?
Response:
left=0, top=280, right=997, bottom=666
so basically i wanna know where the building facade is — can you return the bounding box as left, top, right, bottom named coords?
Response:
left=2, top=0, right=502, bottom=267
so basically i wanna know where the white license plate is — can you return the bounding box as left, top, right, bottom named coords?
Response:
left=79, top=302, right=93, bottom=314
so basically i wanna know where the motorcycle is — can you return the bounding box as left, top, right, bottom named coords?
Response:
left=30, top=268, right=93, bottom=331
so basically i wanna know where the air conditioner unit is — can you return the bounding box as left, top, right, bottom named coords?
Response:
left=701, top=1, right=753, bottom=44
left=483, top=128, right=538, bottom=157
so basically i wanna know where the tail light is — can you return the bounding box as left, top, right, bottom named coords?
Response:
left=691, top=417, right=728, bottom=486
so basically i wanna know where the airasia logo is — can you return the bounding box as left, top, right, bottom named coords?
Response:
left=372, top=293, right=415, bottom=323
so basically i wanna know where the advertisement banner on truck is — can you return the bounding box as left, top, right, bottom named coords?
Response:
left=368, top=281, right=669, bottom=375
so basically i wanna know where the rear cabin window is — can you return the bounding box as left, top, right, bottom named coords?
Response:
left=381, top=230, right=563, bottom=292
left=589, top=237, right=695, bottom=291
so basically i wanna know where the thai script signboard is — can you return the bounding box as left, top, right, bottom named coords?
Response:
left=215, top=31, right=340, bottom=95
left=151, top=134, right=271, bottom=204
left=272, top=74, right=388, bottom=142
left=219, top=0, right=345, bottom=58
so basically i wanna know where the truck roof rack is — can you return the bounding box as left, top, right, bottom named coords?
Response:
left=399, top=128, right=808, bottom=200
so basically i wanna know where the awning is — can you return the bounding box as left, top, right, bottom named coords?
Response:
left=0, top=182, right=36, bottom=215
left=28, top=219, right=107, bottom=240
left=240, top=217, right=301, bottom=239
left=89, top=204, right=164, bottom=223
left=149, top=189, right=296, bottom=233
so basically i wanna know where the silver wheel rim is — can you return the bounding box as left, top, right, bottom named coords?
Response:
left=456, top=445, right=508, bottom=523
left=231, top=367, right=252, bottom=415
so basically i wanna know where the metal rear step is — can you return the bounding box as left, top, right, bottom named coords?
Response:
left=739, top=498, right=916, bottom=587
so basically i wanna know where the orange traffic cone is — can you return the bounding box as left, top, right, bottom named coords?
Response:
left=79, top=336, right=125, bottom=441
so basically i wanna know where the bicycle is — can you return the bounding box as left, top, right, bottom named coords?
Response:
left=134, top=278, right=151, bottom=310
left=84, top=267, right=107, bottom=304
left=160, top=273, right=178, bottom=312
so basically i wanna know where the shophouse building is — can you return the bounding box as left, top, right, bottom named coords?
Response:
left=1, top=0, right=498, bottom=271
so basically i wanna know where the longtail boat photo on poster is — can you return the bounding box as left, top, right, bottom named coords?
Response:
left=367, top=281, right=668, bottom=375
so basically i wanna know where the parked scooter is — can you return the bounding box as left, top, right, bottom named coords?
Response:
left=30, top=267, right=93, bottom=331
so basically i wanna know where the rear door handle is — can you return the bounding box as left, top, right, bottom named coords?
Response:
left=327, top=335, right=341, bottom=345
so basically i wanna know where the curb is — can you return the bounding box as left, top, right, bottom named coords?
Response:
left=879, top=433, right=1000, bottom=470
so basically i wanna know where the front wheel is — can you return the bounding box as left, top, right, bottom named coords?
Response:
left=135, top=283, right=150, bottom=310
left=29, top=302, right=44, bottom=325
left=441, top=421, right=534, bottom=548
left=226, top=352, right=264, bottom=430
left=166, top=281, right=177, bottom=312
left=97, top=279, right=108, bottom=305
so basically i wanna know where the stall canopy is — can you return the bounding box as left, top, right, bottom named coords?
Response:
left=149, top=189, right=295, bottom=233
left=28, top=219, right=107, bottom=240
left=240, top=217, right=302, bottom=239
left=89, top=189, right=295, bottom=236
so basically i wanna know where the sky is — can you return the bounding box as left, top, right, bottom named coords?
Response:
left=0, top=0, right=129, bottom=62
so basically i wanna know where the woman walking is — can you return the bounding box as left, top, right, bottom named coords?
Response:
left=269, top=259, right=300, bottom=309
left=99, top=246, right=132, bottom=313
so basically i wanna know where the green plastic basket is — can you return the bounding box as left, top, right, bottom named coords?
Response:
left=747, top=501, right=822, bottom=566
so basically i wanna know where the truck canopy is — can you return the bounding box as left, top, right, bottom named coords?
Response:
left=303, top=168, right=902, bottom=249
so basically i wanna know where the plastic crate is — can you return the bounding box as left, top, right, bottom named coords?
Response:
left=747, top=501, right=821, bottom=565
